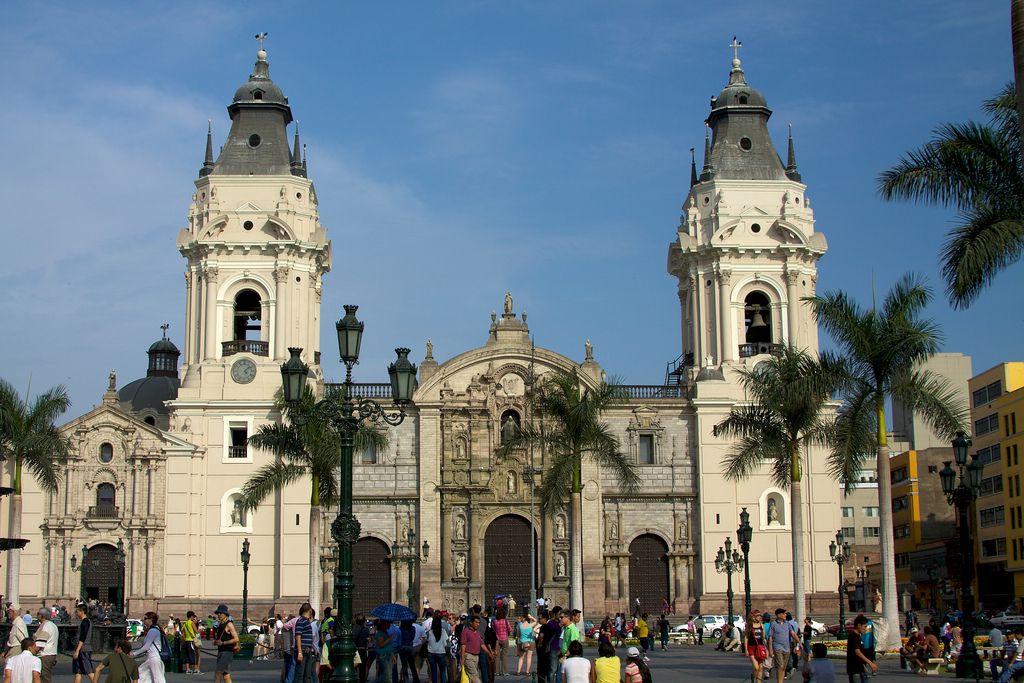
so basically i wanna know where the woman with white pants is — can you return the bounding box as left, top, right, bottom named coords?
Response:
left=132, top=611, right=167, bottom=683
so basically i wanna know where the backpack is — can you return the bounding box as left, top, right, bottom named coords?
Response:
left=157, top=629, right=173, bottom=664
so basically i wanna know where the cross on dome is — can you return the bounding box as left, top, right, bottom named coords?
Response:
left=729, top=36, right=742, bottom=66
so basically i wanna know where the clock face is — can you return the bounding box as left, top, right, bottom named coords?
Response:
left=231, top=358, right=257, bottom=384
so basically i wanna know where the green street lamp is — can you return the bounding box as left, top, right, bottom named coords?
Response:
left=114, top=539, right=126, bottom=618
left=938, top=430, right=983, bottom=680
left=240, top=539, right=251, bottom=632
left=715, top=537, right=743, bottom=634
left=828, top=530, right=852, bottom=631
left=281, top=305, right=415, bottom=683
left=392, top=530, right=430, bottom=611
left=737, top=508, right=753, bottom=619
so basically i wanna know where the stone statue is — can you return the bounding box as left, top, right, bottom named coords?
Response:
left=454, top=553, right=467, bottom=578
left=609, top=522, right=618, bottom=540
left=454, top=439, right=465, bottom=460
left=181, top=417, right=191, bottom=433
left=506, top=471, right=516, bottom=494
left=585, top=339, right=593, bottom=360
left=230, top=499, right=245, bottom=527
left=504, top=291, right=513, bottom=315
left=767, top=497, right=780, bottom=524
left=555, top=515, right=566, bottom=538
left=677, top=520, right=686, bottom=539
left=454, top=514, right=466, bottom=540
left=501, top=413, right=518, bottom=444
left=108, top=370, right=117, bottom=391
left=555, top=554, right=566, bottom=577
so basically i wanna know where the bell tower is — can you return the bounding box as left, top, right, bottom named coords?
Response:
left=667, top=45, right=826, bottom=375
left=175, top=46, right=331, bottom=402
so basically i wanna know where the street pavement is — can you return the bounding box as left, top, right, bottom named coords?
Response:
left=43, top=642, right=934, bottom=683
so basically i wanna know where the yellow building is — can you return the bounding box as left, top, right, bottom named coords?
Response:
left=968, top=363, right=1024, bottom=610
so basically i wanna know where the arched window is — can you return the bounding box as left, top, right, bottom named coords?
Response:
left=743, top=291, right=772, bottom=344
left=99, top=442, right=113, bottom=463
left=500, top=410, right=521, bottom=445
left=96, top=483, right=116, bottom=509
left=233, top=289, right=262, bottom=341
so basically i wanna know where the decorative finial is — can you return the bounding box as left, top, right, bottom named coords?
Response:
left=291, top=122, right=305, bottom=177
left=161, top=323, right=170, bottom=340
left=689, top=147, right=698, bottom=187
left=700, top=124, right=715, bottom=181
left=200, top=120, right=215, bottom=177
left=785, top=123, right=801, bottom=182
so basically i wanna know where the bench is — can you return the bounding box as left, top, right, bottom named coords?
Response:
left=924, top=658, right=944, bottom=676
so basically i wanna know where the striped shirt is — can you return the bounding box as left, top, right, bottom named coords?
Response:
left=296, top=617, right=315, bottom=651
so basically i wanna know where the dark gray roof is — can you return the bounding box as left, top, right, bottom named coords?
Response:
left=148, top=337, right=179, bottom=354
left=210, top=49, right=299, bottom=177
left=118, top=375, right=180, bottom=416
left=703, top=58, right=786, bottom=182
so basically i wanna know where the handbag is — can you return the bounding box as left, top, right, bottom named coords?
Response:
left=755, top=644, right=768, bottom=662
left=460, top=667, right=470, bottom=683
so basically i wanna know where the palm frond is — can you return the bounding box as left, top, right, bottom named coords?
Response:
left=538, top=451, right=577, bottom=518
left=238, top=461, right=309, bottom=511
left=890, top=368, right=969, bottom=442
left=829, top=382, right=878, bottom=492
left=940, top=208, right=1024, bottom=308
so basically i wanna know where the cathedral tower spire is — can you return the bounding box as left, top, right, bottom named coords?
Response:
left=785, top=124, right=801, bottom=182
left=199, top=120, right=215, bottom=177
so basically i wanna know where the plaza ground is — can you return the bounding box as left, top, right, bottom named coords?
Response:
left=43, top=643, right=929, bottom=682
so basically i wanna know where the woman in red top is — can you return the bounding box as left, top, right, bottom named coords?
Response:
left=745, top=611, right=767, bottom=683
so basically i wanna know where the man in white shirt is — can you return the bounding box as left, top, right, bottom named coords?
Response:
left=4, top=639, right=40, bottom=683
left=33, top=610, right=58, bottom=683
left=4, top=608, right=28, bottom=658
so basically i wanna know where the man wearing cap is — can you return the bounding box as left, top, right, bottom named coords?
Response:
left=3, top=638, right=40, bottom=683
left=3, top=608, right=27, bottom=659
left=212, top=605, right=239, bottom=683
left=34, top=609, right=58, bottom=683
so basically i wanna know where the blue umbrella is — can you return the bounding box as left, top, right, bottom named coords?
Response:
left=371, top=603, right=417, bottom=621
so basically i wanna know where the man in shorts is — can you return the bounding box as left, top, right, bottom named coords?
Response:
left=767, top=608, right=798, bottom=683
left=212, top=604, right=239, bottom=683
left=72, top=604, right=96, bottom=683
left=182, top=610, right=199, bottom=674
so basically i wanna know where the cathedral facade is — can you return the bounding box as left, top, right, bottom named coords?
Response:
left=9, top=46, right=842, bottom=619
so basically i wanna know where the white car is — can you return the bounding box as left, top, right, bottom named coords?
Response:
left=806, top=619, right=827, bottom=636
left=671, top=614, right=746, bottom=639
left=990, top=611, right=1024, bottom=629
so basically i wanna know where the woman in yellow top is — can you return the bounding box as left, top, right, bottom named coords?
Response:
left=590, top=642, right=620, bottom=683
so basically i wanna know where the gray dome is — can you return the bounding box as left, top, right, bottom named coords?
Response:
left=231, top=50, right=288, bottom=106
left=118, top=375, right=180, bottom=417
left=711, top=81, right=768, bottom=112
left=148, top=337, right=179, bottom=354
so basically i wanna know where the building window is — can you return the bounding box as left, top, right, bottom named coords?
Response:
left=973, top=380, right=1002, bottom=407
left=891, top=467, right=909, bottom=484
left=228, top=424, right=248, bottom=459
left=841, top=526, right=856, bottom=539
left=893, top=495, right=909, bottom=511
left=96, top=483, right=115, bottom=507
left=894, top=524, right=911, bottom=539
left=976, top=444, right=1001, bottom=466
left=895, top=553, right=911, bottom=568
left=361, top=442, right=377, bottom=465
left=638, top=434, right=654, bottom=465
left=841, top=506, right=854, bottom=518
left=862, top=527, right=880, bottom=538
left=981, top=537, right=1007, bottom=558
left=861, top=506, right=879, bottom=517
left=980, top=506, right=1005, bottom=528
left=99, top=442, right=113, bottom=463
left=980, top=475, right=1004, bottom=497
left=975, top=413, right=999, bottom=436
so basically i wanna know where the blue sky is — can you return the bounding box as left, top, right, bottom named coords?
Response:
left=0, top=1, right=1016, bottom=418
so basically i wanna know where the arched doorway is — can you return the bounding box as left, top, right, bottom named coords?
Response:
left=83, top=544, right=123, bottom=604
left=628, top=534, right=669, bottom=616
left=484, top=515, right=536, bottom=616
left=353, top=537, right=391, bottom=616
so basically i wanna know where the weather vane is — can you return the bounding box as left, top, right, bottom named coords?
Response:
left=730, top=36, right=742, bottom=61
left=255, top=32, right=268, bottom=51
left=161, top=322, right=170, bottom=339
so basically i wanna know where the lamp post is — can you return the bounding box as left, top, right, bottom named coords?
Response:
left=939, top=430, right=983, bottom=680
left=280, top=305, right=416, bottom=683
left=114, top=539, right=126, bottom=618
left=736, top=508, right=753, bottom=619
left=240, top=538, right=251, bottom=631
left=523, top=466, right=540, bottom=618
left=715, top=537, right=744, bottom=632
left=828, top=530, right=852, bottom=631
left=392, top=530, right=430, bottom=610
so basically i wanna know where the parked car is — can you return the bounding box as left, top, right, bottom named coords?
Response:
left=675, top=614, right=745, bottom=639
left=827, top=621, right=855, bottom=637
left=246, top=623, right=262, bottom=635
left=806, top=619, right=827, bottom=636
left=990, top=611, right=1024, bottom=629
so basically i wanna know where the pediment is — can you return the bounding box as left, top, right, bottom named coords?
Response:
left=234, top=201, right=262, bottom=212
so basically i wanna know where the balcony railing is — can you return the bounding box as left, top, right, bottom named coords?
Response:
left=227, top=446, right=248, bottom=459
left=738, top=342, right=782, bottom=358
left=88, top=504, right=119, bottom=519
left=613, top=385, right=683, bottom=399
left=326, top=383, right=394, bottom=399
left=222, top=340, right=269, bottom=357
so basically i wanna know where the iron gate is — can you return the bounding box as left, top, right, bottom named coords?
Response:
left=628, top=534, right=669, bottom=616
left=83, top=544, right=122, bottom=604
left=484, top=515, right=535, bottom=615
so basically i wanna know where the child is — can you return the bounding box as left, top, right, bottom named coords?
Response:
left=802, top=643, right=835, bottom=683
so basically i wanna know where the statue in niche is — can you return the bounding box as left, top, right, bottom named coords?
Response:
left=555, top=554, right=566, bottom=577
left=504, top=292, right=514, bottom=315
left=767, top=497, right=781, bottom=525
left=609, top=522, right=618, bottom=540
left=454, top=514, right=466, bottom=540
left=500, top=413, right=519, bottom=445
left=454, top=553, right=467, bottom=578
left=555, top=515, right=566, bottom=539
left=454, top=438, right=466, bottom=460
left=230, top=498, right=246, bottom=527
left=506, top=471, right=517, bottom=494
left=677, top=519, right=686, bottom=540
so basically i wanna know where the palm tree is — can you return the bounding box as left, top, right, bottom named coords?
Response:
left=240, top=386, right=387, bottom=611
left=878, top=84, right=1024, bottom=308
left=0, top=379, right=71, bottom=604
left=713, top=345, right=844, bottom=627
left=806, top=273, right=966, bottom=649
left=502, top=370, right=639, bottom=613
left=1013, top=0, right=1024, bottom=148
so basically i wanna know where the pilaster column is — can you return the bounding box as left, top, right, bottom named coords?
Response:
left=183, top=270, right=194, bottom=364
left=718, top=269, right=734, bottom=362
left=203, top=266, right=219, bottom=360
left=273, top=266, right=289, bottom=360
left=688, top=275, right=701, bottom=365
left=783, top=267, right=799, bottom=347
